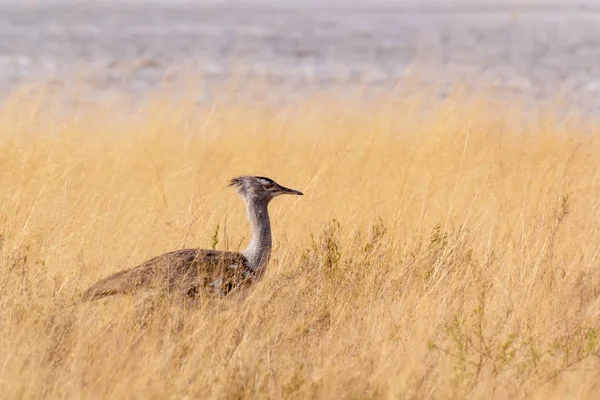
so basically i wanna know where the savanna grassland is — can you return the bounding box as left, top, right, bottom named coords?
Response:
left=1, top=88, right=600, bottom=399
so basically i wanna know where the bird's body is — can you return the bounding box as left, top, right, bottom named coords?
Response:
left=81, top=176, right=303, bottom=302
left=81, top=249, right=251, bottom=300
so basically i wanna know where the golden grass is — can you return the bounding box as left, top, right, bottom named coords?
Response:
left=1, top=87, right=600, bottom=399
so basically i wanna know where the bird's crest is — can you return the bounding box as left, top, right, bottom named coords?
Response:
left=229, top=176, right=245, bottom=188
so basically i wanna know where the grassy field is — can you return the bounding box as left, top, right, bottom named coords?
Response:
left=1, top=88, right=600, bottom=399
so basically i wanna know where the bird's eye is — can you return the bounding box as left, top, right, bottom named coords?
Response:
left=263, top=182, right=274, bottom=189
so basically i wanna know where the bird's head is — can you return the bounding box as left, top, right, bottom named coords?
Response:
left=229, top=176, right=303, bottom=203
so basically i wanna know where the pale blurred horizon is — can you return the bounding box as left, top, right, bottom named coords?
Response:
left=1, top=0, right=599, bottom=111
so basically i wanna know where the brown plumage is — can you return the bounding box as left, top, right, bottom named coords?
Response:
left=81, top=249, right=251, bottom=301
left=81, top=176, right=303, bottom=302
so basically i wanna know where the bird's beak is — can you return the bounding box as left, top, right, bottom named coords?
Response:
left=278, top=185, right=304, bottom=196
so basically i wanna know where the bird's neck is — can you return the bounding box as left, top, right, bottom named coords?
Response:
left=242, top=197, right=272, bottom=272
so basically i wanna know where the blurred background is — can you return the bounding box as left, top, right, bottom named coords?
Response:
left=0, top=0, right=599, bottom=112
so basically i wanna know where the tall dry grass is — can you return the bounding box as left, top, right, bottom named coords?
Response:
left=1, top=87, right=600, bottom=399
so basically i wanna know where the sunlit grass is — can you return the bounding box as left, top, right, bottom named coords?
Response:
left=1, top=87, right=600, bottom=399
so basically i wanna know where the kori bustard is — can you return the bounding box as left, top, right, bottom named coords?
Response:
left=81, top=176, right=303, bottom=301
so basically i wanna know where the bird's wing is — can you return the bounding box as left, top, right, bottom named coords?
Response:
left=81, top=248, right=249, bottom=301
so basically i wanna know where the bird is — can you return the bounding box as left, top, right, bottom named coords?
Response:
left=81, top=176, right=303, bottom=301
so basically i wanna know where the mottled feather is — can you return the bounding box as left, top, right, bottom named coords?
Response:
left=81, top=249, right=252, bottom=301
